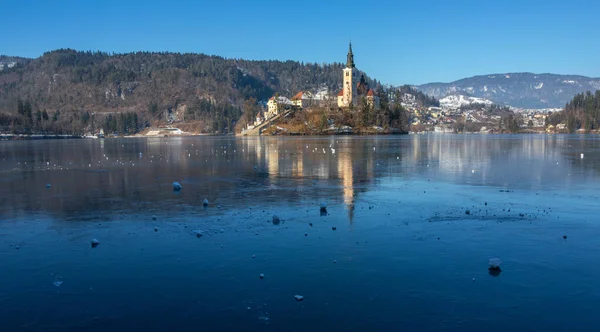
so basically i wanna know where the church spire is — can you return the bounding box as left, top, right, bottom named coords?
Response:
left=346, top=42, right=355, bottom=68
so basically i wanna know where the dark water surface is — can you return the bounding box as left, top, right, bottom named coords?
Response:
left=1, top=135, right=600, bottom=331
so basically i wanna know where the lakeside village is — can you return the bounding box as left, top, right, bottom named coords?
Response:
left=239, top=44, right=566, bottom=136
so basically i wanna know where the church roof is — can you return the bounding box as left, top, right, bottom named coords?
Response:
left=366, top=89, right=375, bottom=96
left=337, top=90, right=344, bottom=96
left=346, top=42, right=355, bottom=68
left=291, top=91, right=304, bottom=101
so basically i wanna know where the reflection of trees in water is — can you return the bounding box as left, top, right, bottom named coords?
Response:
left=407, top=134, right=582, bottom=189
left=1, top=135, right=596, bottom=220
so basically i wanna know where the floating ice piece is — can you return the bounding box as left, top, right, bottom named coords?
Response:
left=91, top=239, right=100, bottom=248
left=172, top=182, right=182, bottom=191
left=488, top=258, right=502, bottom=276
left=320, top=202, right=327, bottom=213
left=192, top=230, right=204, bottom=238
left=46, top=184, right=51, bottom=188
left=294, top=295, right=304, bottom=301
left=152, top=215, right=157, bottom=220
left=489, top=258, right=501, bottom=267
left=203, top=199, right=209, bottom=207
left=272, top=215, right=281, bottom=225
left=259, top=274, right=264, bottom=279
left=581, top=153, right=584, bottom=159
left=53, top=280, right=63, bottom=287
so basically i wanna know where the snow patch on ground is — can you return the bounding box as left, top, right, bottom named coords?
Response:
left=313, top=87, right=329, bottom=100
left=534, top=83, right=544, bottom=90
left=440, top=95, right=493, bottom=109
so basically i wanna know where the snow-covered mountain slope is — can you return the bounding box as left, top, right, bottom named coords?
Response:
left=439, top=95, right=493, bottom=109
left=417, top=73, right=600, bottom=109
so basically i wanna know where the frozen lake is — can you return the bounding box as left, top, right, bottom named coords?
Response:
left=1, top=134, right=600, bottom=331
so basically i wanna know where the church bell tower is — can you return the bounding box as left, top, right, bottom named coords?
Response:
left=342, top=42, right=357, bottom=107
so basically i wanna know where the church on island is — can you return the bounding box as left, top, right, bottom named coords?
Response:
left=245, top=44, right=379, bottom=132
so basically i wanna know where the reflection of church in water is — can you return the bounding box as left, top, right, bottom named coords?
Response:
left=246, top=138, right=375, bottom=224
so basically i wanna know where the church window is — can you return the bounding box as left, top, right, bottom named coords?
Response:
left=346, top=72, right=349, bottom=77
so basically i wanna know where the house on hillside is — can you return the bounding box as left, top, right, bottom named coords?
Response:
left=290, top=91, right=314, bottom=108
left=366, top=89, right=379, bottom=109
left=246, top=112, right=266, bottom=131
left=266, top=95, right=293, bottom=118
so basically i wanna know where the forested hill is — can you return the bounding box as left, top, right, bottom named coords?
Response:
left=0, top=49, right=378, bottom=115
left=546, top=91, right=600, bottom=131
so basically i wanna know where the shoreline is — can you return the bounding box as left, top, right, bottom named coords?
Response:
left=1, top=131, right=595, bottom=140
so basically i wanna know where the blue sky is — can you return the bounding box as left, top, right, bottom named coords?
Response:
left=1, top=0, right=598, bottom=85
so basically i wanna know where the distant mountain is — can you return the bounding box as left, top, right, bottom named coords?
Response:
left=417, top=73, right=600, bottom=109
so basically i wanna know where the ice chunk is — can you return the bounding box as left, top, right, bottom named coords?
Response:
left=46, top=184, right=51, bottom=189
left=53, top=279, right=63, bottom=287
left=272, top=215, right=281, bottom=225
left=320, top=202, right=327, bottom=212
left=91, top=239, right=100, bottom=248
left=192, top=230, right=204, bottom=238
left=203, top=198, right=209, bottom=207
left=488, top=258, right=502, bottom=276
left=294, top=295, right=304, bottom=301
left=259, top=274, right=265, bottom=279
left=489, top=258, right=502, bottom=268
left=172, top=182, right=182, bottom=191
